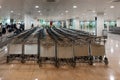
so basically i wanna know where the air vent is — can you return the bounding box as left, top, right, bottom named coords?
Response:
left=46, top=0, right=56, bottom=2
left=112, top=0, right=120, bottom=2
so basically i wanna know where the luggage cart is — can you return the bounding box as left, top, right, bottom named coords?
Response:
left=38, top=29, right=56, bottom=66
left=21, top=28, right=41, bottom=63
left=7, top=39, right=23, bottom=63
left=57, top=41, right=75, bottom=67
left=22, top=43, right=38, bottom=63
left=90, top=37, right=108, bottom=65
left=7, top=27, right=40, bottom=63
left=74, top=42, right=90, bottom=63
left=39, top=39, right=56, bottom=65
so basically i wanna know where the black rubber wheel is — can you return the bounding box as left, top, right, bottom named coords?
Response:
left=89, top=56, right=93, bottom=65
left=71, top=60, right=76, bottom=68
left=99, top=56, right=103, bottom=62
left=6, top=56, right=9, bottom=63
left=55, top=60, right=59, bottom=68
left=21, top=59, right=25, bottom=63
left=72, top=62, right=76, bottom=68
left=89, top=60, right=93, bottom=65
left=104, top=57, right=109, bottom=65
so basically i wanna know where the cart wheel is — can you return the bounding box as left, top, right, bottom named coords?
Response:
left=99, top=56, right=103, bottom=62
left=72, top=62, right=76, bottom=68
left=89, top=60, right=93, bottom=65
left=55, top=60, right=59, bottom=68
left=21, top=60, right=25, bottom=63
left=6, top=56, right=9, bottom=63
left=104, top=57, right=108, bottom=65
left=89, top=56, right=93, bottom=65
left=39, top=59, right=42, bottom=67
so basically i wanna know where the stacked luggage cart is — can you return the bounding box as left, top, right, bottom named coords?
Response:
left=6, top=27, right=109, bottom=68
left=6, top=27, right=40, bottom=63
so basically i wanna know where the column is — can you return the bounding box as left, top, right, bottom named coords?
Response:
left=24, top=14, right=34, bottom=30
left=74, top=18, right=80, bottom=30
left=96, top=12, right=104, bottom=36
left=66, top=20, right=69, bottom=28
left=61, top=20, right=64, bottom=28
left=117, top=19, right=120, bottom=27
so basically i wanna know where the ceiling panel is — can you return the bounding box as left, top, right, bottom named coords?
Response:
left=0, top=0, right=120, bottom=20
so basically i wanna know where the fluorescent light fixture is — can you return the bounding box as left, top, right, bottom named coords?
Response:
left=38, top=10, right=41, bottom=13
left=73, top=6, right=77, bottom=8
left=35, top=6, right=39, bottom=8
left=110, top=6, right=115, bottom=8
left=65, top=10, right=68, bottom=13
left=10, top=10, right=14, bottom=13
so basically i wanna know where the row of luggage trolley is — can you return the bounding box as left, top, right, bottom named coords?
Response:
left=6, top=27, right=109, bottom=68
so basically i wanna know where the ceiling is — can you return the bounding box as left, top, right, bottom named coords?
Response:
left=0, top=0, right=120, bottom=21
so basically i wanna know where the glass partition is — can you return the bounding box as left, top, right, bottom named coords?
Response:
left=80, top=21, right=96, bottom=35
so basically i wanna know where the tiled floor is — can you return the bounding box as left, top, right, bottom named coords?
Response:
left=0, top=33, right=120, bottom=80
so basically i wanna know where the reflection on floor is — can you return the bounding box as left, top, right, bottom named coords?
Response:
left=0, top=33, right=120, bottom=80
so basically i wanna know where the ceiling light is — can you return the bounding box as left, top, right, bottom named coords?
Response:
left=73, top=6, right=77, bottom=8
left=0, top=6, right=2, bottom=9
left=110, top=6, right=115, bottom=8
left=104, top=13, right=107, bottom=15
left=10, top=11, right=14, bottom=13
left=38, top=10, right=41, bottom=13
left=65, top=10, right=68, bottom=13
left=92, top=10, right=96, bottom=13
left=35, top=6, right=39, bottom=8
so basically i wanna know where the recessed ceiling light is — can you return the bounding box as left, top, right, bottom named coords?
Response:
left=10, top=11, right=14, bottom=13
left=38, top=10, right=41, bottom=13
left=110, top=6, right=115, bottom=8
left=104, top=13, right=107, bottom=15
left=92, top=10, right=96, bottom=13
left=73, top=6, right=77, bottom=8
left=35, top=6, right=39, bottom=8
left=65, top=10, right=68, bottom=13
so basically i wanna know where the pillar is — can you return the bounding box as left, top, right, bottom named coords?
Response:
left=96, top=12, right=104, bottom=36
left=66, top=20, right=69, bottom=28
left=24, top=14, right=34, bottom=30
left=117, top=19, right=120, bottom=27
left=61, top=21, right=64, bottom=28
left=74, top=18, right=80, bottom=30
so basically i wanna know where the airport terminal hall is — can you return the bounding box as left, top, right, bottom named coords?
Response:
left=0, top=0, right=120, bottom=80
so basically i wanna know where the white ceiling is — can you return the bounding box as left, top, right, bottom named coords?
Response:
left=0, top=0, right=120, bottom=21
